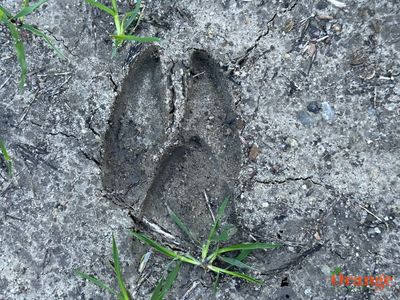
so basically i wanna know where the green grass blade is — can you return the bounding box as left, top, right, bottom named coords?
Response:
left=75, top=270, right=118, bottom=295
left=159, top=261, right=181, bottom=299
left=0, top=139, right=12, bottom=177
left=112, top=235, right=130, bottom=300
left=0, top=140, right=11, bottom=162
left=20, top=23, right=67, bottom=60
left=216, top=242, right=281, bottom=256
left=131, top=232, right=179, bottom=260
left=150, top=273, right=164, bottom=300
left=112, top=34, right=160, bottom=43
left=3, top=18, right=27, bottom=89
left=151, top=261, right=181, bottom=300
left=211, top=224, right=237, bottom=242
left=14, top=0, right=48, bottom=20
left=218, top=256, right=255, bottom=270
left=85, top=0, right=115, bottom=16
left=111, top=0, right=118, bottom=14
left=235, top=249, right=252, bottom=262
left=123, top=0, right=141, bottom=30
left=202, top=197, right=231, bottom=260
left=0, top=5, right=12, bottom=18
left=207, top=265, right=262, bottom=284
left=130, top=232, right=200, bottom=266
left=167, top=206, right=199, bottom=245
left=216, top=197, right=230, bottom=220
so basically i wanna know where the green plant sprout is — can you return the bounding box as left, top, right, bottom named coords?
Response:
left=0, top=139, right=12, bottom=178
left=76, top=197, right=280, bottom=299
left=75, top=234, right=130, bottom=300
left=132, top=197, right=281, bottom=299
left=85, top=0, right=160, bottom=56
left=0, top=0, right=66, bottom=89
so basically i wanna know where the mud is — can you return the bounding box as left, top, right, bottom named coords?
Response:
left=0, top=0, right=399, bottom=299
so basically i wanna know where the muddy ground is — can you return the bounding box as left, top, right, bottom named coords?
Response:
left=0, top=0, right=399, bottom=299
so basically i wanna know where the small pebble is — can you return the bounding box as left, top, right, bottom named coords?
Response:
left=297, top=111, right=317, bottom=127
left=321, top=101, right=335, bottom=123
left=307, top=101, right=321, bottom=113
left=331, top=23, right=342, bottom=33
left=249, top=145, right=261, bottom=161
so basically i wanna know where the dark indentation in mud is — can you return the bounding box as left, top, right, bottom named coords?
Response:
left=142, top=137, right=233, bottom=239
left=141, top=50, right=242, bottom=240
left=102, top=46, right=168, bottom=207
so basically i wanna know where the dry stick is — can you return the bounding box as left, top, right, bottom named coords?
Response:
left=358, top=203, right=389, bottom=230
left=142, top=217, right=181, bottom=245
left=0, top=76, right=11, bottom=90
left=203, top=190, right=215, bottom=223
left=131, top=4, right=146, bottom=33
left=180, top=281, right=200, bottom=300
left=131, top=271, right=151, bottom=299
left=193, top=71, right=205, bottom=78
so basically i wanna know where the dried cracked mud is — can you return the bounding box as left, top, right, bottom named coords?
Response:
left=1, top=0, right=399, bottom=299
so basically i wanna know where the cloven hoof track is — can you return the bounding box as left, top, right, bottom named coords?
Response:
left=102, top=46, right=168, bottom=209
left=103, top=47, right=242, bottom=240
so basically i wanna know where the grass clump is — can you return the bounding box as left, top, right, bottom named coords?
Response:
left=85, top=0, right=160, bottom=56
left=133, top=196, right=280, bottom=299
left=0, top=139, right=12, bottom=178
left=0, top=0, right=66, bottom=89
left=75, top=234, right=131, bottom=300
left=76, top=197, right=280, bottom=299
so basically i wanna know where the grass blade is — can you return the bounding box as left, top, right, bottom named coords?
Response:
left=212, top=250, right=252, bottom=293
left=216, top=242, right=281, bottom=256
left=20, top=23, right=66, bottom=60
left=216, top=196, right=230, bottom=220
left=131, top=232, right=179, bottom=260
left=14, top=0, right=48, bottom=20
left=0, top=5, right=12, bottom=18
left=123, top=0, right=141, bottom=30
left=211, top=224, right=237, bottom=242
left=0, top=139, right=12, bottom=177
left=218, top=256, right=255, bottom=270
left=113, top=34, right=160, bottom=43
left=207, top=265, right=262, bottom=284
left=3, top=18, right=27, bottom=89
left=75, top=270, right=118, bottom=295
left=202, top=197, right=231, bottom=260
left=130, top=232, right=200, bottom=266
left=111, top=0, right=118, bottom=14
left=85, top=0, right=115, bottom=16
left=167, top=206, right=199, bottom=245
left=112, top=235, right=130, bottom=300
left=151, top=261, right=181, bottom=300
left=235, top=249, right=252, bottom=262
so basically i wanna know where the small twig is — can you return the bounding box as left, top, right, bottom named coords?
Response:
left=358, top=204, right=389, bottom=230
left=0, top=76, right=11, bottom=90
left=142, top=217, right=180, bottom=245
left=180, top=281, right=200, bottom=300
left=131, top=271, right=151, bottom=299
left=203, top=190, right=215, bottom=223
left=36, top=71, right=72, bottom=77
left=193, top=71, right=205, bottom=78
left=19, top=89, right=40, bottom=124
left=131, top=4, right=146, bottom=33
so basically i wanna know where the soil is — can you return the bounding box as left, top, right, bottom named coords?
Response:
left=0, top=0, right=399, bottom=299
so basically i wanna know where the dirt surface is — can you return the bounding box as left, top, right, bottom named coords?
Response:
left=0, top=0, right=399, bottom=299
